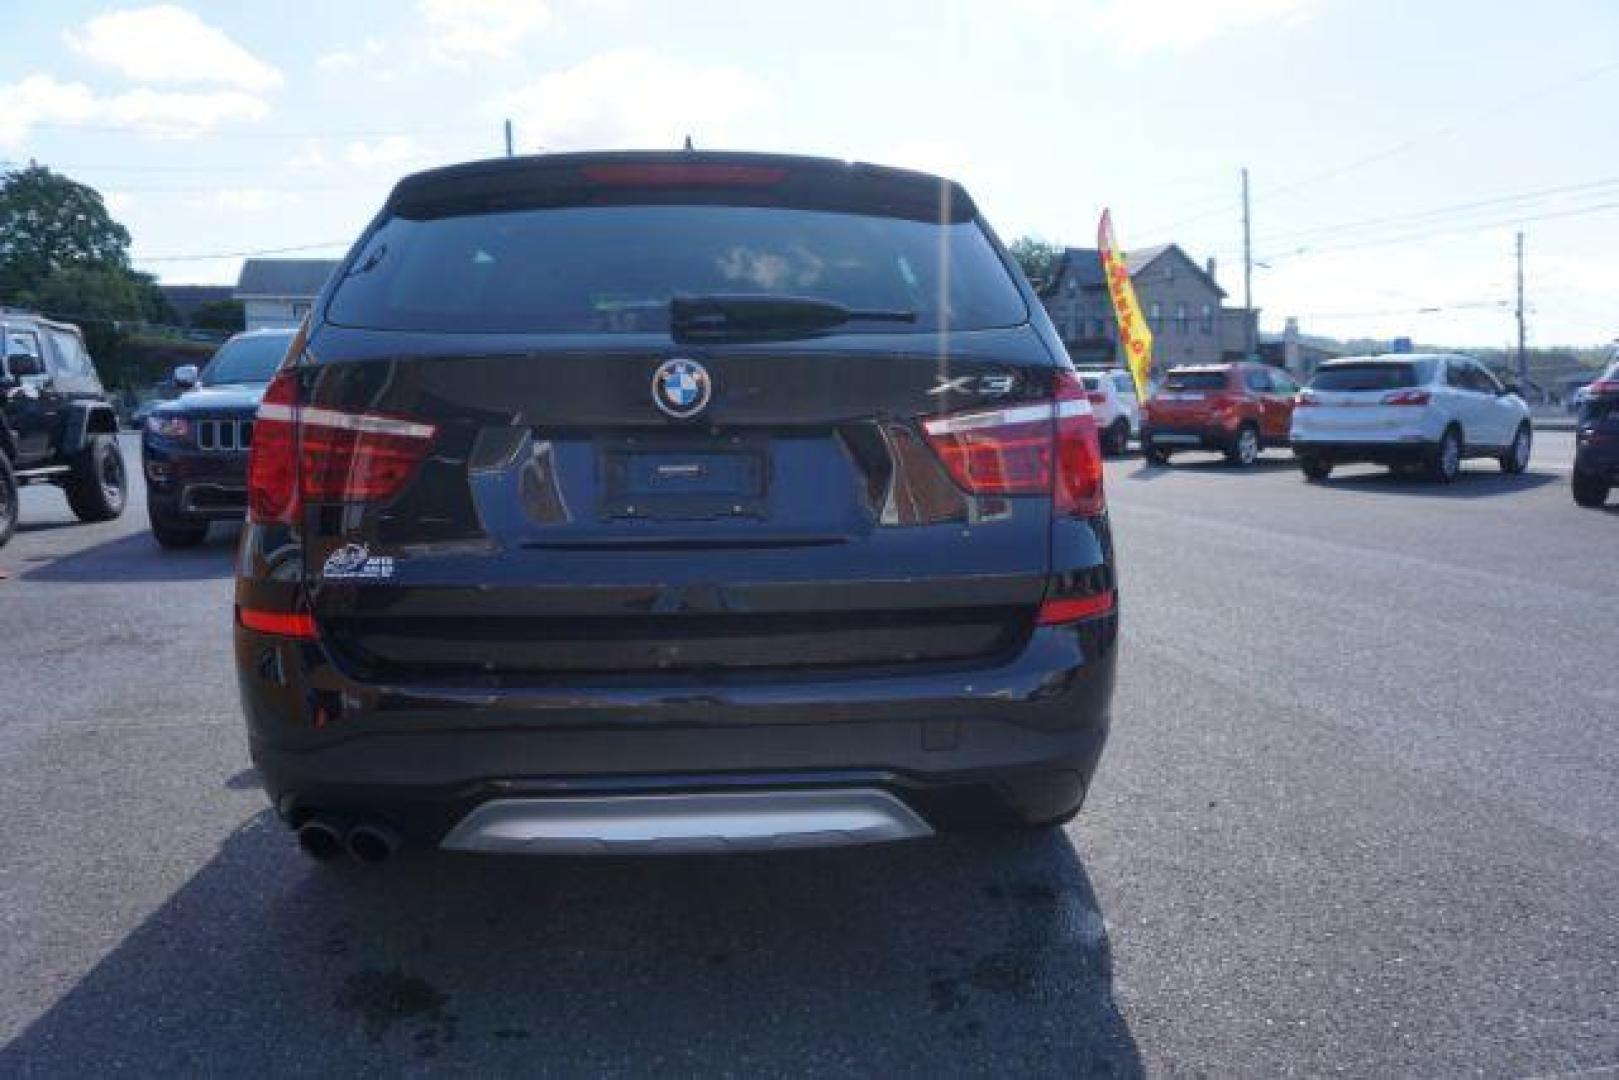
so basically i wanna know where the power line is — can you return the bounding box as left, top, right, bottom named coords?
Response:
left=1255, top=175, right=1619, bottom=248
left=24, top=120, right=488, bottom=141
left=1256, top=198, right=1619, bottom=263
left=135, top=240, right=349, bottom=263
left=1137, top=56, right=1619, bottom=239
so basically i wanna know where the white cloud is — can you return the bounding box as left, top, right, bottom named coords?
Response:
left=1019, top=0, right=1311, bottom=53
left=66, top=4, right=282, bottom=91
left=491, top=49, right=768, bottom=152
left=346, top=134, right=421, bottom=167
left=214, top=188, right=299, bottom=212
left=0, top=74, right=269, bottom=147
left=103, top=191, right=136, bottom=214
left=317, top=37, right=387, bottom=73
left=420, top=0, right=550, bottom=62
left=287, top=138, right=328, bottom=169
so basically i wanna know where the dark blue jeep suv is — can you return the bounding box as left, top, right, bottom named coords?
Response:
left=234, top=151, right=1119, bottom=864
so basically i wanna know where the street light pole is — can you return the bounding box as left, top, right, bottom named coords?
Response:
left=1242, top=167, right=1255, bottom=358
left=1515, top=231, right=1527, bottom=383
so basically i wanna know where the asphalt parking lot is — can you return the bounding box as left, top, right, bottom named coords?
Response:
left=2, top=430, right=1615, bottom=1076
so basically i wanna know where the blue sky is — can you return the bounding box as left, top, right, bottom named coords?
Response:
left=2, top=0, right=1616, bottom=346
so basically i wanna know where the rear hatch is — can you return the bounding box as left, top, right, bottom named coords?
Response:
left=1298, top=359, right=1436, bottom=437
left=282, top=156, right=1073, bottom=683
left=1148, top=368, right=1232, bottom=429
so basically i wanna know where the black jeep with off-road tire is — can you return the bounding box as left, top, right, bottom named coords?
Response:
left=0, top=310, right=127, bottom=548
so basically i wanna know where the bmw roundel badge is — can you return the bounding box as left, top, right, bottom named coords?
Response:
left=651, top=358, right=712, bottom=419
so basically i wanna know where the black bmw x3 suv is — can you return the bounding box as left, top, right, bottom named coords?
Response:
left=235, top=152, right=1119, bottom=864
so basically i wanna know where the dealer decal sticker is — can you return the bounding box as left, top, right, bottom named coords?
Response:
left=322, top=543, right=395, bottom=581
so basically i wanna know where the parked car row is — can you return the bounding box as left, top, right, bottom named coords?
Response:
left=1130, top=353, right=1575, bottom=497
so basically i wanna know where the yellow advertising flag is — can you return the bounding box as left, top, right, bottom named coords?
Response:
left=1098, top=209, right=1154, bottom=401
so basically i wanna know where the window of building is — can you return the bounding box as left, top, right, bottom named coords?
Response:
left=1174, top=302, right=1188, bottom=334
left=1149, top=302, right=1161, bottom=330
left=1200, top=304, right=1213, bottom=334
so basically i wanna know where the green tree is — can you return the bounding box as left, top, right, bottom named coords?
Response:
left=189, top=298, right=246, bottom=333
left=1008, top=236, right=1064, bottom=288
left=0, top=164, right=132, bottom=302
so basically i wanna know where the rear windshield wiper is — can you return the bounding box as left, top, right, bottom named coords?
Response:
left=670, top=294, right=917, bottom=337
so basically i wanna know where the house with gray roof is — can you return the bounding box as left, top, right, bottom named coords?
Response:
left=235, top=258, right=341, bottom=331
left=1038, top=244, right=1258, bottom=372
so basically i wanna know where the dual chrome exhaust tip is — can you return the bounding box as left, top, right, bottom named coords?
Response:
left=295, top=816, right=400, bottom=865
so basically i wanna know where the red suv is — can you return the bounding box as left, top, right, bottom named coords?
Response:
left=1141, top=362, right=1300, bottom=467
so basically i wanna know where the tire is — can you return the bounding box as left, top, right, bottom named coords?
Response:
left=1299, top=454, right=1332, bottom=482
left=64, top=433, right=127, bottom=522
left=1499, top=423, right=1532, bottom=474
left=1104, top=419, right=1131, bottom=457
left=1427, top=427, right=1463, bottom=484
left=1225, top=423, right=1260, bottom=467
left=149, top=505, right=208, bottom=548
left=1571, top=469, right=1611, bottom=508
left=0, top=454, right=17, bottom=549
left=1144, top=440, right=1171, bottom=466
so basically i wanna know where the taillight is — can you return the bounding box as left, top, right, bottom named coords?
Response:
left=298, top=406, right=437, bottom=503
left=1589, top=378, right=1619, bottom=395
left=237, top=607, right=317, bottom=639
left=248, top=370, right=301, bottom=524
left=1037, top=590, right=1116, bottom=625
left=1054, top=373, right=1105, bottom=516
left=921, top=401, right=1053, bottom=495
left=1382, top=390, right=1431, bottom=406
left=1086, top=391, right=1107, bottom=406
left=248, top=369, right=438, bottom=525
left=918, top=372, right=1105, bottom=516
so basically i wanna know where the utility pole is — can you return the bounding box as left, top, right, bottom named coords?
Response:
left=1515, top=231, right=1527, bottom=383
left=1242, top=167, right=1255, bottom=358
left=504, top=119, right=514, bottom=158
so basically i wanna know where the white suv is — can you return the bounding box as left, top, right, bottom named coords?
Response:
left=1075, top=367, right=1138, bottom=455
left=1291, top=354, right=1532, bottom=483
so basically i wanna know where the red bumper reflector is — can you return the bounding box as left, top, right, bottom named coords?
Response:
left=238, top=607, right=317, bottom=639
left=1036, top=590, right=1116, bottom=626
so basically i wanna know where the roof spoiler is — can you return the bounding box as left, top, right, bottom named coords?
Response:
left=386, top=151, right=978, bottom=224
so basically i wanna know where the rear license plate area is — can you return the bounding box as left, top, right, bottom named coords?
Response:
left=600, top=434, right=769, bottom=520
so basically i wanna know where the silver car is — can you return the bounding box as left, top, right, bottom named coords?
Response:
left=1291, top=354, right=1532, bottom=483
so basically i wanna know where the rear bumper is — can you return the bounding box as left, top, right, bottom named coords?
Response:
left=240, top=616, right=1118, bottom=845
left=1291, top=438, right=1433, bottom=465
left=1143, top=422, right=1241, bottom=451
left=1574, top=442, right=1619, bottom=480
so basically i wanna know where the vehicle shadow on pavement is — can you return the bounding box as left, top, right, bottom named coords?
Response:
left=19, top=527, right=240, bottom=583
left=1124, top=456, right=1298, bottom=480
left=1317, top=467, right=1559, bottom=498
left=0, top=812, right=1141, bottom=1075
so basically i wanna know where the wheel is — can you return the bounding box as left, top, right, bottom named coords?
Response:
left=1144, top=440, right=1171, bottom=466
left=0, top=454, right=17, bottom=549
left=1299, top=454, right=1332, bottom=482
left=1499, top=423, right=1531, bottom=474
left=64, top=433, right=127, bottom=522
left=1427, top=427, right=1462, bottom=483
left=149, top=505, right=208, bottom=548
left=1102, top=419, right=1128, bottom=456
left=1225, top=424, right=1260, bottom=467
left=1571, top=469, right=1611, bottom=508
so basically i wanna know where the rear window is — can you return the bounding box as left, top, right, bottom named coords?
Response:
left=1310, top=361, right=1432, bottom=391
left=1080, top=374, right=1102, bottom=390
left=327, top=205, right=1027, bottom=334
left=1163, top=370, right=1228, bottom=391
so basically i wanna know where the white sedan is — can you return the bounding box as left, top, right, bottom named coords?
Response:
left=1291, top=354, right=1532, bottom=483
